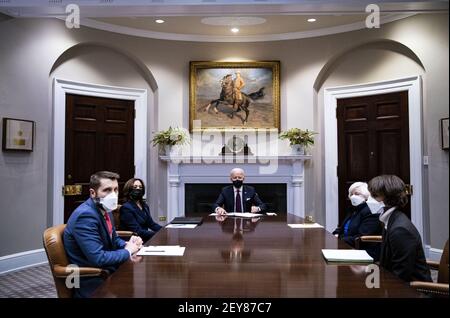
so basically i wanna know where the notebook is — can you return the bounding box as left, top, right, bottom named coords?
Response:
left=171, top=216, right=203, bottom=225
left=321, top=249, right=373, bottom=264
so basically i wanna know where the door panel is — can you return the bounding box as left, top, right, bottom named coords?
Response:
left=337, top=91, right=410, bottom=224
left=346, top=132, right=370, bottom=180
left=64, top=94, right=135, bottom=222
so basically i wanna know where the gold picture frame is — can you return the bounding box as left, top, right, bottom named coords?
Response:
left=190, top=61, right=280, bottom=131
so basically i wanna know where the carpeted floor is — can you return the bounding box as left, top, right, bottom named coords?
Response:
left=0, top=263, right=57, bottom=298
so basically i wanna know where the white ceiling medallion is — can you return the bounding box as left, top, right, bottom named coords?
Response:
left=201, top=16, right=267, bottom=26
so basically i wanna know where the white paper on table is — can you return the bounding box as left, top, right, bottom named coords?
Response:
left=321, top=249, right=373, bottom=263
left=266, top=212, right=277, bottom=216
left=232, top=212, right=263, bottom=218
left=209, top=212, right=263, bottom=218
left=137, top=245, right=186, bottom=256
left=165, top=224, right=197, bottom=229
left=288, top=223, right=324, bottom=228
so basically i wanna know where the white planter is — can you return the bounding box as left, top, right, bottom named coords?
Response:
left=165, top=145, right=182, bottom=157
left=291, top=144, right=305, bottom=155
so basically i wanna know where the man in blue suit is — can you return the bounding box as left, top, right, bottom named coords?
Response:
left=63, top=171, right=143, bottom=298
left=212, top=168, right=267, bottom=215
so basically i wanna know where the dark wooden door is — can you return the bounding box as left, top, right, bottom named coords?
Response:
left=337, top=91, right=410, bottom=224
left=64, top=94, right=135, bottom=222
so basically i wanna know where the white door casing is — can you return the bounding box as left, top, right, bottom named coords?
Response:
left=52, top=78, right=147, bottom=226
left=323, top=76, right=424, bottom=239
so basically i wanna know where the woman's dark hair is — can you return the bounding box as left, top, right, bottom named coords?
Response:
left=368, top=175, right=408, bottom=208
left=123, top=178, right=146, bottom=201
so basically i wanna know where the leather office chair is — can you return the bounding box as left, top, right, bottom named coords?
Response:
left=43, top=224, right=107, bottom=298
left=112, top=204, right=134, bottom=239
left=410, top=239, right=449, bottom=297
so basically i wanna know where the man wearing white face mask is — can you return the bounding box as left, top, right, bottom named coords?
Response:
left=64, top=171, right=143, bottom=298
left=332, top=182, right=382, bottom=260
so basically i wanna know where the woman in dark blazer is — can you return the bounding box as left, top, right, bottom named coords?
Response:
left=368, top=175, right=432, bottom=282
left=120, top=178, right=162, bottom=242
left=333, top=182, right=382, bottom=260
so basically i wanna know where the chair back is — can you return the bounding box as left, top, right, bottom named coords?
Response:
left=112, top=204, right=122, bottom=230
left=43, top=224, right=72, bottom=298
left=438, top=239, right=449, bottom=284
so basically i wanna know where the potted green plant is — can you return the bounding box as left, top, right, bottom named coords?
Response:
left=151, top=126, right=190, bottom=156
left=279, top=128, right=317, bottom=155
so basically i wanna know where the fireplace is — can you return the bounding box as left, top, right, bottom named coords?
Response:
left=184, top=183, right=287, bottom=216
left=160, top=155, right=311, bottom=222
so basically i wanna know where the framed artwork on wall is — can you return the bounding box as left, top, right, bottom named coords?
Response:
left=2, top=117, right=35, bottom=151
left=189, top=61, right=280, bottom=131
left=441, top=117, right=449, bottom=150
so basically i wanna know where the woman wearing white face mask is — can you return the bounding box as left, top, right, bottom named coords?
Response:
left=368, top=175, right=431, bottom=282
left=332, top=182, right=382, bottom=260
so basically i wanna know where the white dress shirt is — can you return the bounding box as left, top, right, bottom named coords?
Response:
left=379, top=206, right=396, bottom=229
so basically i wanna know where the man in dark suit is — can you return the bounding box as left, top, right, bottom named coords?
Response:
left=63, top=171, right=143, bottom=298
left=368, top=175, right=432, bottom=282
left=212, top=168, right=267, bottom=215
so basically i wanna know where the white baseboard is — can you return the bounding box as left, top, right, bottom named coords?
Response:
left=0, top=249, right=48, bottom=275
left=425, top=245, right=443, bottom=262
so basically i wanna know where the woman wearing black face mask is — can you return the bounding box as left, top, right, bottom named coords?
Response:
left=119, top=178, right=162, bottom=242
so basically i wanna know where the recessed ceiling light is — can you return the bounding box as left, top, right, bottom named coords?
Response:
left=307, top=18, right=317, bottom=23
left=155, top=19, right=165, bottom=24
left=231, top=27, right=239, bottom=33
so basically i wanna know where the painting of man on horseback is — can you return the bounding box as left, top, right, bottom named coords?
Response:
left=190, top=61, right=280, bottom=130
left=203, top=72, right=265, bottom=124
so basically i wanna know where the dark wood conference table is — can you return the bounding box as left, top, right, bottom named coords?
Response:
left=92, top=213, right=421, bottom=298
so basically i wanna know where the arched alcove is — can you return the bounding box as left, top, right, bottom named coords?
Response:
left=311, top=39, right=426, bottom=239
left=49, top=42, right=160, bottom=226
left=50, top=42, right=158, bottom=91
left=314, top=39, right=425, bottom=91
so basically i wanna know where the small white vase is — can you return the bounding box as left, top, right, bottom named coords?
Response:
left=291, top=144, right=305, bottom=155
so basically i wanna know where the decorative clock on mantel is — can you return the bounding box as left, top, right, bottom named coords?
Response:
left=220, top=136, right=253, bottom=155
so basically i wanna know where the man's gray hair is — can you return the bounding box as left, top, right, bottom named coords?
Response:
left=230, top=168, right=245, bottom=176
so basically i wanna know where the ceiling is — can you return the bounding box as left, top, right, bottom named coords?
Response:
left=0, top=1, right=448, bottom=42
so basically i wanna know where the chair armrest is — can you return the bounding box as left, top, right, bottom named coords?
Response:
left=53, top=265, right=107, bottom=278
left=354, top=235, right=382, bottom=249
left=410, top=281, right=449, bottom=296
left=359, top=235, right=383, bottom=242
left=426, top=260, right=440, bottom=270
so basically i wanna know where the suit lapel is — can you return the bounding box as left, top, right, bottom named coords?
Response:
left=242, top=185, right=252, bottom=211
left=131, top=201, right=148, bottom=223
left=243, top=185, right=248, bottom=201
left=88, top=198, right=113, bottom=247
left=380, top=209, right=398, bottom=266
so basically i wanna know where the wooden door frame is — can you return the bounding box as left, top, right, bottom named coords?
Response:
left=323, top=76, right=424, bottom=239
left=52, top=78, right=147, bottom=226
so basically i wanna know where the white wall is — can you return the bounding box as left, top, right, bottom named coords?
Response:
left=0, top=14, right=448, bottom=257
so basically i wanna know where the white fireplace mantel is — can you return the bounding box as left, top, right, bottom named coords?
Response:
left=160, top=155, right=311, bottom=222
